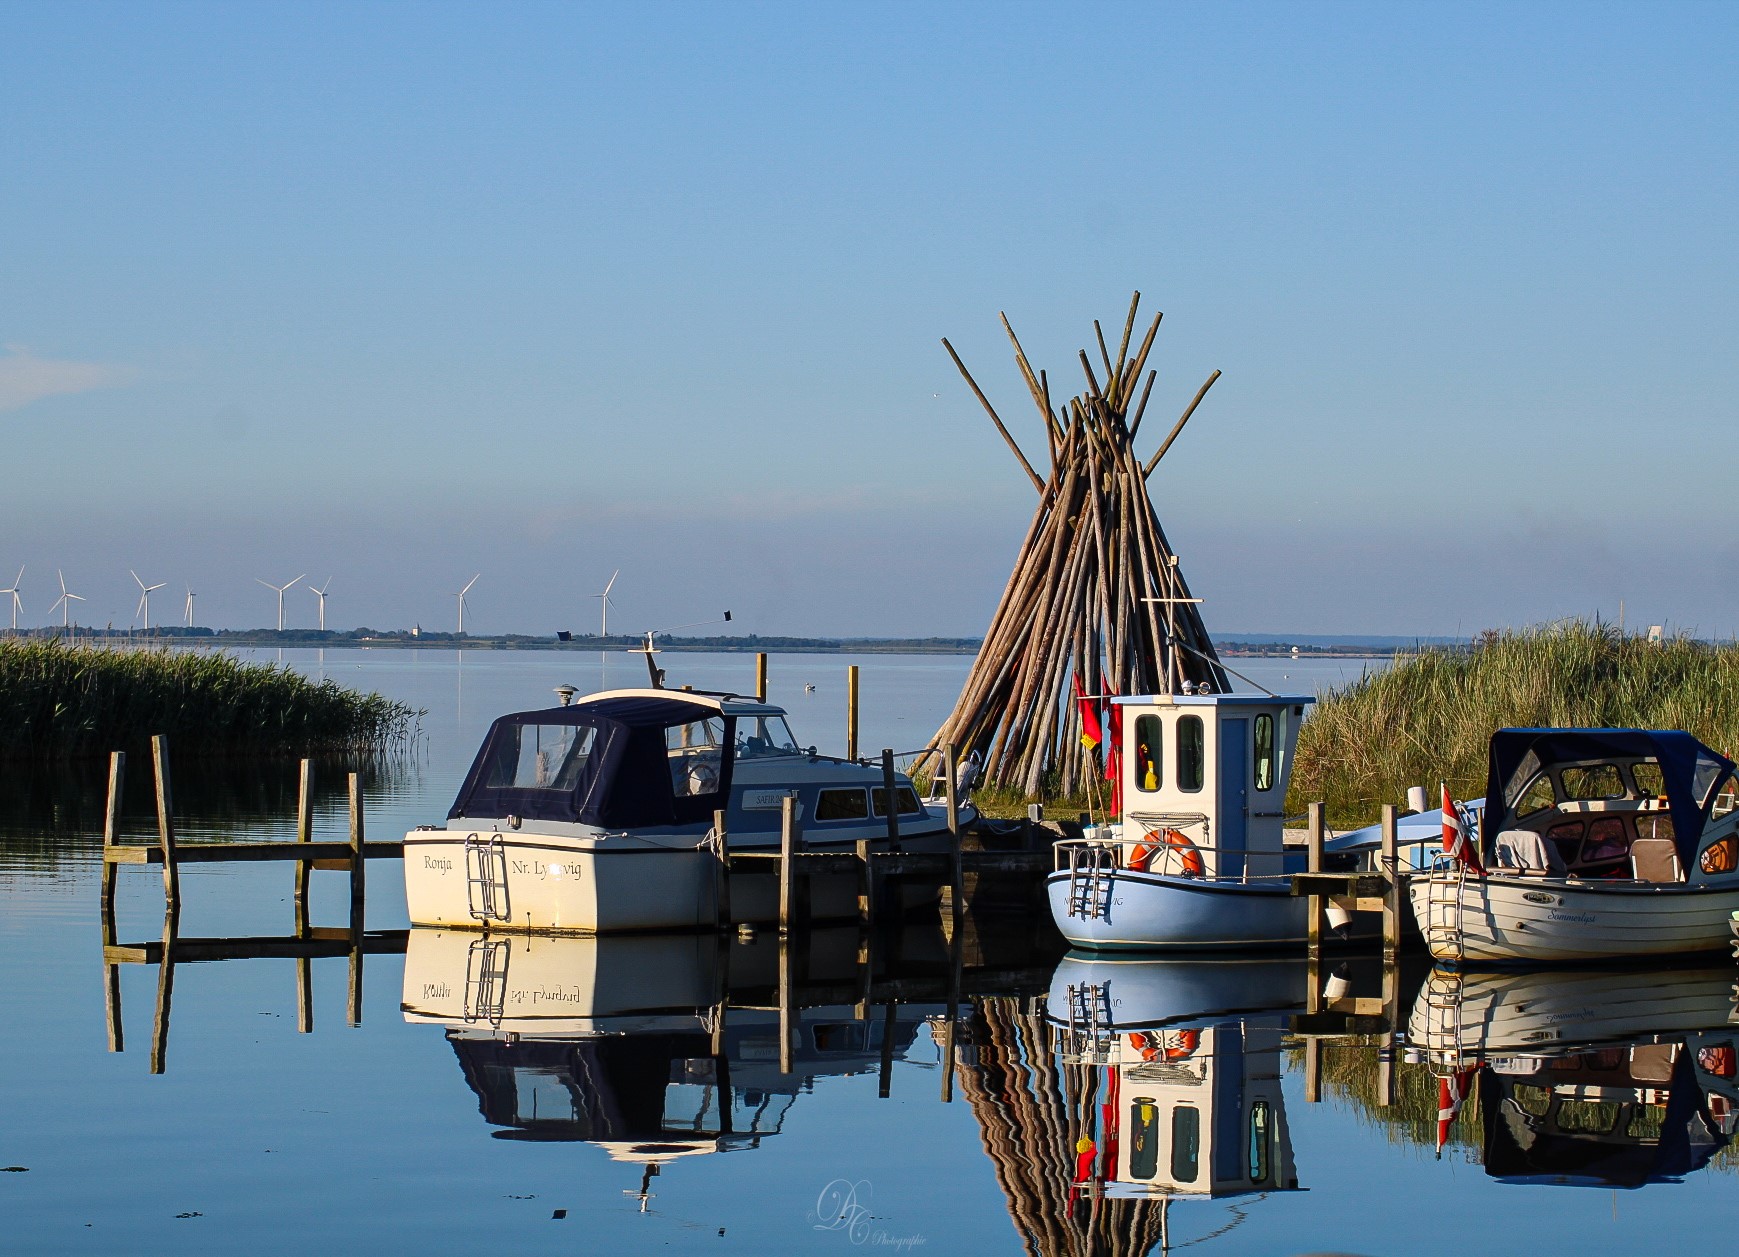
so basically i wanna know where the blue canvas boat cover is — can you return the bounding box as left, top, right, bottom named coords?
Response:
left=1484, top=728, right=1735, bottom=864
left=449, top=694, right=734, bottom=829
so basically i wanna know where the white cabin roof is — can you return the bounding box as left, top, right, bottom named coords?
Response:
left=573, top=687, right=787, bottom=718
left=1110, top=692, right=1315, bottom=708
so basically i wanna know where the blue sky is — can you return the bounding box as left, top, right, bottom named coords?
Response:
left=3, top=1, right=1734, bottom=638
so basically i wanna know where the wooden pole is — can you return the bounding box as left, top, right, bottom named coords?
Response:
left=347, top=771, right=365, bottom=1026
left=846, top=665, right=860, bottom=760
left=294, top=758, right=313, bottom=925
left=880, top=749, right=901, bottom=850
left=778, top=794, right=799, bottom=937
left=101, top=751, right=125, bottom=938
left=878, top=999, right=897, bottom=1098
left=1380, top=803, right=1400, bottom=959
left=1304, top=1036, right=1322, bottom=1104
left=713, top=807, right=732, bottom=928
left=856, top=837, right=875, bottom=927
left=1307, top=801, right=1324, bottom=960
left=943, top=740, right=964, bottom=937
left=778, top=936, right=794, bottom=1075
left=150, top=735, right=179, bottom=910
left=755, top=652, right=767, bottom=703
left=1142, top=369, right=1221, bottom=478
left=149, top=906, right=177, bottom=1075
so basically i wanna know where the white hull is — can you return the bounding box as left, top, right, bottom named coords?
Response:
left=405, top=829, right=940, bottom=933
left=1046, top=869, right=1307, bottom=950
left=1407, top=964, right=1739, bottom=1064
left=1409, top=872, right=1739, bottom=964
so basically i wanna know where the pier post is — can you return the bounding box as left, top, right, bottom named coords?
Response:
left=151, top=735, right=179, bottom=910
left=755, top=652, right=767, bottom=703
left=855, top=838, right=875, bottom=927
left=1380, top=803, right=1400, bottom=960
left=713, top=808, right=732, bottom=928
left=943, top=740, right=964, bottom=938
left=878, top=999, right=896, bottom=1098
left=846, top=665, right=860, bottom=760
left=101, top=751, right=125, bottom=938
left=1306, top=801, right=1324, bottom=959
left=149, top=906, right=178, bottom=1075
left=778, top=936, right=795, bottom=1075
left=779, top=794, right=800, bottom=936
left=294, top=759, right=314, bottom=923
left=347, top=772, right=365, bottom=1026
left=1304, top=1037, right=1322, bottom=1104
left=880, top=750, right=901, bottom=851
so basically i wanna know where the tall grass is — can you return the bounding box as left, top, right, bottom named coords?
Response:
left=0, top=638, right=418, bottom=760
left=1290, top=621, right=1739, bottom=826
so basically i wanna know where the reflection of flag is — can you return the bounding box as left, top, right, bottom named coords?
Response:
left=1073, top=675, right=1103, bottom=750
left=1441, top=782, right=1484, bottom=875
left=1435, top=1067, right=1477, bottom=1157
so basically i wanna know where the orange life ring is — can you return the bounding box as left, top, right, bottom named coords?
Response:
left=1163, top=1029, right=1201, bottom=1061
left=1129, top=828, right=1204, bottom=877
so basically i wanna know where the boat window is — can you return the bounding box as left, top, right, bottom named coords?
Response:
left=1545, top=819, right=1584, bottom=865
left=1553, top=1099, right=1620, bottom=1135
left=486, top=724, right=597, bottom=791
left=1516, top=774, right=1557, bottom=818
left=1170, top=1106, right=1201, bottom=1182
left=666, top=718, right=725, bottom=751
left=1631, top=762, right=1665, bottom=798
left=1177, top=716, right=1204, bottom=793
left=666, top=718, right=726, bottom=797
left=1253, top=714, right=1275, bottom=792
left=1248, top=1101, right=1271, bottom=1185
left=816, top=789, right=870, bottom=821
left=872, top=786, right=923, bottom=817
left=1700, top=836, right=1737, bottom=875
left=1561, top=764, right=1625, bottom=801
left=1581, top=816, right=1629, bottom=863
left=1634, top=812, right=1675, bottom=843
left=1626, top=1104, right=1668, bottom=1141
left=1128, top=1099, right=1160, bottom=1180
left=1134, top=715, right=1163, bottom=792
left=1512, top=1084, right=1551, bottom=1117
left=737, top=715, right=802, bottom=759
left=1695, top=752, right=1729, bottom=807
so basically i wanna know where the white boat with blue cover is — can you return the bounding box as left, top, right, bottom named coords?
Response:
left=404, top=687, right=966, bottom=933
left=1047, top=690, right=1314, bottom=950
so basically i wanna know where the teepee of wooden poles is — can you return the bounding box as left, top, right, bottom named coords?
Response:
left=931, top=294, right=1228, bottom=799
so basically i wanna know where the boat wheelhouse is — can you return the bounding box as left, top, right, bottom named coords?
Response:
left=1409, top=728, right=1739, bottom=964
left=404, top=688, right=961, bottom=933
left=1047, top=691, right=1314, bottom=950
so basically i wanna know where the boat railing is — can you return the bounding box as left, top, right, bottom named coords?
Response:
left=1054, top=819, right=1296, bottom=886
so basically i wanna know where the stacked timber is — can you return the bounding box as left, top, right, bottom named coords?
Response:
left=932, top=295, right=1228, bottom=797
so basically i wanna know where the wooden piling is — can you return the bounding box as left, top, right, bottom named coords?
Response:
left=1380, top=803, right=1400, bottom=959
left=943, top=741, right=963, bottom=934
left=778, top=937, right=795, bottom=1075
left=347, top=772, right=365, bottom=1025
left=878, top=1000, right=896, bottom=1098
left=880, top=749, right=901, bottom=850
left=1303, top=1036, right=1322, bottom=1104
left=1306, top=801, right=1324, bottom=959
left=846, top=665, right=860, bottom=760
left=713, top=807, right=732, bottom=927
left=149, top=907, right=177, bottom=1075
left=294, top=758, right=314, bottom=923
left=778, top=794, right=799, bottom=936
left=101, top=751, right=125, bottom=937
left=755, top=652, right=768, bottom=703
left=151, top=735, right=178, bottom=909
left=855, top=838, right=875, bottom=926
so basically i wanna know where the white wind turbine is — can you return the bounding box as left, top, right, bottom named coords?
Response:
left=257, top=574, right=305, bottom=631
left=51, top=570, right=85, bottom=628
left=184, top=585, right=197, bottom=628
left=0, top=567, right=21, bottom=632
left=593, top=569, right=619, bottom=637
left=309, top=578, right=331, bottom=631
left=454, top=574, right=480, bottom=634
left=131, top=570, right=167, bottom=631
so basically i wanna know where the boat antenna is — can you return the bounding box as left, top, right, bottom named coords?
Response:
left=632, top=612, right=733, bottom=690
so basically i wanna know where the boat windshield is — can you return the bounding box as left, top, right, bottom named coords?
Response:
left=483, top=723, right=597, bottom=791
left=737, top=715, right=802, bottom=759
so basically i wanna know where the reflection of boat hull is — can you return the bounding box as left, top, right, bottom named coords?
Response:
left=1409, top=964, right=1739, bottom=1063
left=1047, top=953, right=1306, bottom=1029
left=1046, top=869, right=1307, bottom=950
left=404, top=831, right=942, bottom=933
left=1409, top=873, right=1739, bottom=964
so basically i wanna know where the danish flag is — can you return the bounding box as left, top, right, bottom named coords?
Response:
left=1441, top=782, right=1484, bottom=875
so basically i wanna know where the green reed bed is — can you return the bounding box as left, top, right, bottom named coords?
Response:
left=1290, top=621, right=1739, bottom=827
left=0, top=638, right=418, bottom=760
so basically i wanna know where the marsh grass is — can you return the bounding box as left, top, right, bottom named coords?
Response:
left=1289, top=621, right=1739, bottom=827
left=0, top=637, right=418, bottom=761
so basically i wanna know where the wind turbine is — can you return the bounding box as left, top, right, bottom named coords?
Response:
left=455, top=574, right=480, bottom=634
left=0, top=567, right=21, bottom=631
left=131, top=570, right=167, bottom=631
left=257, top=574, right=305, bottom=631
left=51, top=570, right=84, bottom=628
left=593, top=569, right=619, bottom=637
left=184, top=585, right=197, bottom=628
left=309, top=578, right=331, bottom=631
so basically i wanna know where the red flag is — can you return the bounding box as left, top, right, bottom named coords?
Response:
left=1435, top=1067, right=1477, bottom=1157
left=1441, top=782, right=1484, bottom=875
left=1073, top=675, right=1103, bottom=750
left=1105, top=697, right=1123, bottom=816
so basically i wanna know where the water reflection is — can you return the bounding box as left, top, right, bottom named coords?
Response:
left=1410, top=966, right=1739, bottom=1187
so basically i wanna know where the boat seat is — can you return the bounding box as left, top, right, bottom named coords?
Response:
left=1493, top=829, right=1568, bottom=877
left=1630, top=836, right=1684, bottom=884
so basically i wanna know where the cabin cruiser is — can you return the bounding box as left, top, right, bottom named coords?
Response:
left=1047, top=691, right=1315, bottom=949
left=404, top=688, right=969, bottom=933
left=1408, top=729, right=1739, bottom=964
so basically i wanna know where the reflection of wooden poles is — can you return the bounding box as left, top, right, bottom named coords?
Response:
left=152, top=735, right=178, bottom=909
left=296, top=758, right=314, bottom=1033
left=149, top=907, right=177, bottom=1075
left=347, top=772, right=365, bottom=1026
left=102, top=751, right=126, bottom=1053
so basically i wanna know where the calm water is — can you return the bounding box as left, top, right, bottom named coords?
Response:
left=6, top=649, right=1737, bottom=1255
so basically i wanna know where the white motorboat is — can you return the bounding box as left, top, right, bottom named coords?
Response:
left=1047, top=691, right=1315, bottom=949
left=403, top=688, right=967, bottom=933
left=1408, top=728, right=1739, bottom=964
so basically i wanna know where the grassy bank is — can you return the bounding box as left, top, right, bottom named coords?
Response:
left=1289, top=621, right=1739, bottom=827
left=0, top=638, right=418, bottom=761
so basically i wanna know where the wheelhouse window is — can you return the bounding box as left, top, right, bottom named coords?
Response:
left=737, top=715, right=802, bottom=759
left=1632, top=762, right=1665, bottom=798
left=1134, top=715, right=1163, bottom=792
left=487, top=724, right=596, bottom=791
left=1516, top=774, right=1557, bottom=818
left=1129, top=1099, right=1160, bottom=1180
left=815, top=788, right=870, bottom=821
left=1249, top=1101, right=1272, bottom=1185
left=1177, top=716, right=1204, bottom=793
left=872, top=786, right=923, bottom=817
left=1253, top=714, right=1275, bottom=792
left=1170, top=1106, right=1201, bottom=1182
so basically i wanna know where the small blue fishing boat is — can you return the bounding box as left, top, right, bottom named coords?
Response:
left=1047, top=689, right=1315, bottom=950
